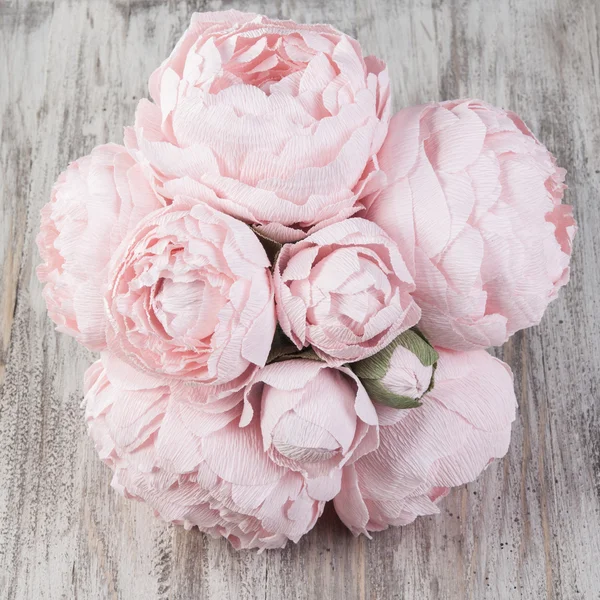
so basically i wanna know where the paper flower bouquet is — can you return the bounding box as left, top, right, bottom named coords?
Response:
left=37, top=11, right=576, bottom=550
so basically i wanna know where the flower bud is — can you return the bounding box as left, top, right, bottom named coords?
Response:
left=244, top=360, right=379, bottom=501
left=351, top=329, right=438, bottom=408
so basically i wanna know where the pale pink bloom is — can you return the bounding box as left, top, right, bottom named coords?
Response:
left=125, top=10, right=390, bottom=242
left=84, top=355, right=324, bottom=550
left=273, top=218, right=420, bottom=365
left=36, top=144, right=163, bottom=350
left=333, top=348, right=517, bottom=535
left=243, top=360, right=379, bottom=501
left=364, top=99, right=576, bottom=350
left=104, top=200, right=276, bottom=385
left=381, top=345, right=433, bottom=400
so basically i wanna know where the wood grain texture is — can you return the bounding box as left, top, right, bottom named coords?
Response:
left=1, top=0, right=599, bottom=598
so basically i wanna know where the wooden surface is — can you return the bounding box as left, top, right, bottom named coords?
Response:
left=1, top=0, right=599, bottom=598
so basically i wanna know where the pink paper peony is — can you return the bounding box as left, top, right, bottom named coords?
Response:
left=333, top=348, right=517, bottom=534
left=125, top=10, right=391, bottom=242
left=104, top=200, right=276, bottom=385
left=364, top=99, right=576, bottom=350
left=273, top=219, right=421, bottom=365
left=243, top=360, right=379, bottom=501
left=37, top=144, right=164, bottom=350
left=84, top=355, right=326, bottom=550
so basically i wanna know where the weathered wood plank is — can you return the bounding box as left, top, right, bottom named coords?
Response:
left=1, top=0, right=599, bottom=598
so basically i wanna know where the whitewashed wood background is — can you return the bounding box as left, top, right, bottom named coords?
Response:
left=1, top=0, right=599, bottom=598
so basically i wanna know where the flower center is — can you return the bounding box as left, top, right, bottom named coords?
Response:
left=197, top=31, right=329, bottom=95
left=294, top=248, right=392, bottom=335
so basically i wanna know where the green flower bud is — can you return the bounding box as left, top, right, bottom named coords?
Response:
left=351, top=329, right=438, bottom=409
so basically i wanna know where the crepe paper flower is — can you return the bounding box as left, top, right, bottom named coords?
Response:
left=84, top=355, right=325, bottom=551
left=273, top=218, right=421, bottom=366
left=242, top=360, right=379, bottom=501
left=104, top=199, right=276, bottom=385
left=364, top=99, right=576, bottom=351
left=351, top=329, right=437, bottom=409
left=36, top=144, right=164, bottom=350
left=125, top=10, right=390, bottom=243
left=333, top=348, right=517, bottom=535
left=36, top=9, right=578, bottom=550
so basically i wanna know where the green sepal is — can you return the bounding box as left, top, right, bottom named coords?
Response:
left=251, top=227, right=283, bottom=265
left=361, top=378, right=423, bottom=409
left=266, top=325, right=323, bottom=365
left=269, top=347, right=322, bottom=364
left=351, top=328, right=438, bottom=409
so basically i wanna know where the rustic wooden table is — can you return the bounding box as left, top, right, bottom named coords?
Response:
left=1, top=1, right=599, bottom=598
